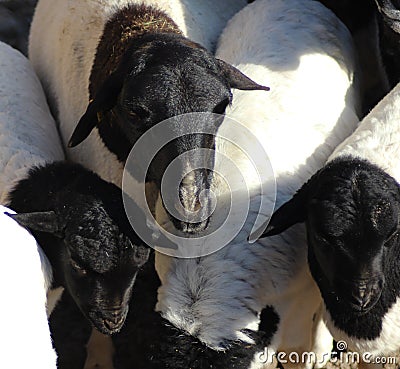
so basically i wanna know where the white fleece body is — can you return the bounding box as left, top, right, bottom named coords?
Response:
left=322, top=83, right=400, bottom=363
left=156, top=0, right=360, bottom=366
left=28, top=0, right=246, bottom=187
left=329, top=82, right=400, bottom=181
left=0, top=41, right=65, bottom=315
left=0, top=42, right=64, bottom=203
left=0, top=206, right=57, bottom=369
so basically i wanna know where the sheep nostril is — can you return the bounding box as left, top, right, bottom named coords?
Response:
left=358, top=294, right=372, bottom=309
left=111, top=310, right=120, bottom=318
left=103, top=319, right=115, bottom=331
left=172, top=217, right=210, bottom=234
left=351, top=286, right=369, bottom=306
left=103, top=315, right=125, bottom=331
left=100, top=307, right=127, bottom=331
left=349, top=280, right=383, bottom=312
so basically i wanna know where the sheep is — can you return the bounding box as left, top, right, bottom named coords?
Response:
left=0, top=205, right=57, bottom=369
left=0, top=40, right=150, bottom=335
left=112, top=0, right=361, bottom=367
left=7, top=161, right=150, bottom=335
left=261, top=74, right=400, bottom=367
left=0, top=40, right=64, bottom=204
left=28, top=0, right=269, bottom=234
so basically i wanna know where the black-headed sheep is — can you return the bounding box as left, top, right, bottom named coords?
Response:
left=0, top=40, right=149, bottom=336
left=28, top=0, right=268, bottom=234
left=262, top=76, right=400, bottom=368
left=113, top=0, right=361, bottom=368
left=8, top=161, right=150, bottom=335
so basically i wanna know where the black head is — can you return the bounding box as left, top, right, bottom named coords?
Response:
left=69, top=33, right=268, bottom=233
left=8, top=194, right=149, bottom=335
left=261, top=158, right=400, bottom=315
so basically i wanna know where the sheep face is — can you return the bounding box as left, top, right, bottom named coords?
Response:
left=306, top=168, right=394, bottom=315
left=69, top=33, right=268, bottom=233
left=9, top=197, right=150, bottom=335
left=261, top=158, right=400, bottom=315
left=60, top=214, right=149, bottom=335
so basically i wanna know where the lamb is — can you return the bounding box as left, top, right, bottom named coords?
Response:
left=0, top=40, right=150, bottom=335
left=28, top=0, right=268, bottom=234
left=7, top=161, right=150, bottom=335
left=261, top=69, right=400, bottom=368
left=0, top=205, right=57, bottom=369
left=112, top=0, right=361, bottom=367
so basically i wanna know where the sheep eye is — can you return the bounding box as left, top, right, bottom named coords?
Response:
left=126, top=106, right=150, bottom=120
left=127, top=111, right=138, bottom=119
left=71, top=259, right=87, bottom=275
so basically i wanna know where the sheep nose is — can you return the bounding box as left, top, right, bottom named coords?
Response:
left=172, top=215, right=210, bottom=234
left=102, top=309, right=126, bottom=332
left=103, top=316, right=124, bottom=331
left=172, top=169, right=214, bottom=234
left=351, top=286, right=372, bottom=309
left=350, top=279, right=383, bottom=312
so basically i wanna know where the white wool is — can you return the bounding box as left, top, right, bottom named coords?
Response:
left=0, top=205, right=56, bottom=369
left=156, top=0, right=360, bottom=364
left=330, top=81, right=400, bottom=182
left=28, top=0, right=246, bottom=187
left=0, top=41, right=64, bottom=203
left=0, top=42, right=65, bottom=367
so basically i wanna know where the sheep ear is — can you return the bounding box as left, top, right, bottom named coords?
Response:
left=216, top=59, right=270, bottom=91
left=260, top=181, right=312, bottom=238
left=6, top=211, right=64, bottom=238
left=68, top=72, right=124, bottom=148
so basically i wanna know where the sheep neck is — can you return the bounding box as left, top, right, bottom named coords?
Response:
left=90, top=4, right=181, bottom=95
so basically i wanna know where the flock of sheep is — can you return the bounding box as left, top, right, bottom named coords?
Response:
left=1, top=0, right=400, bottom=368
